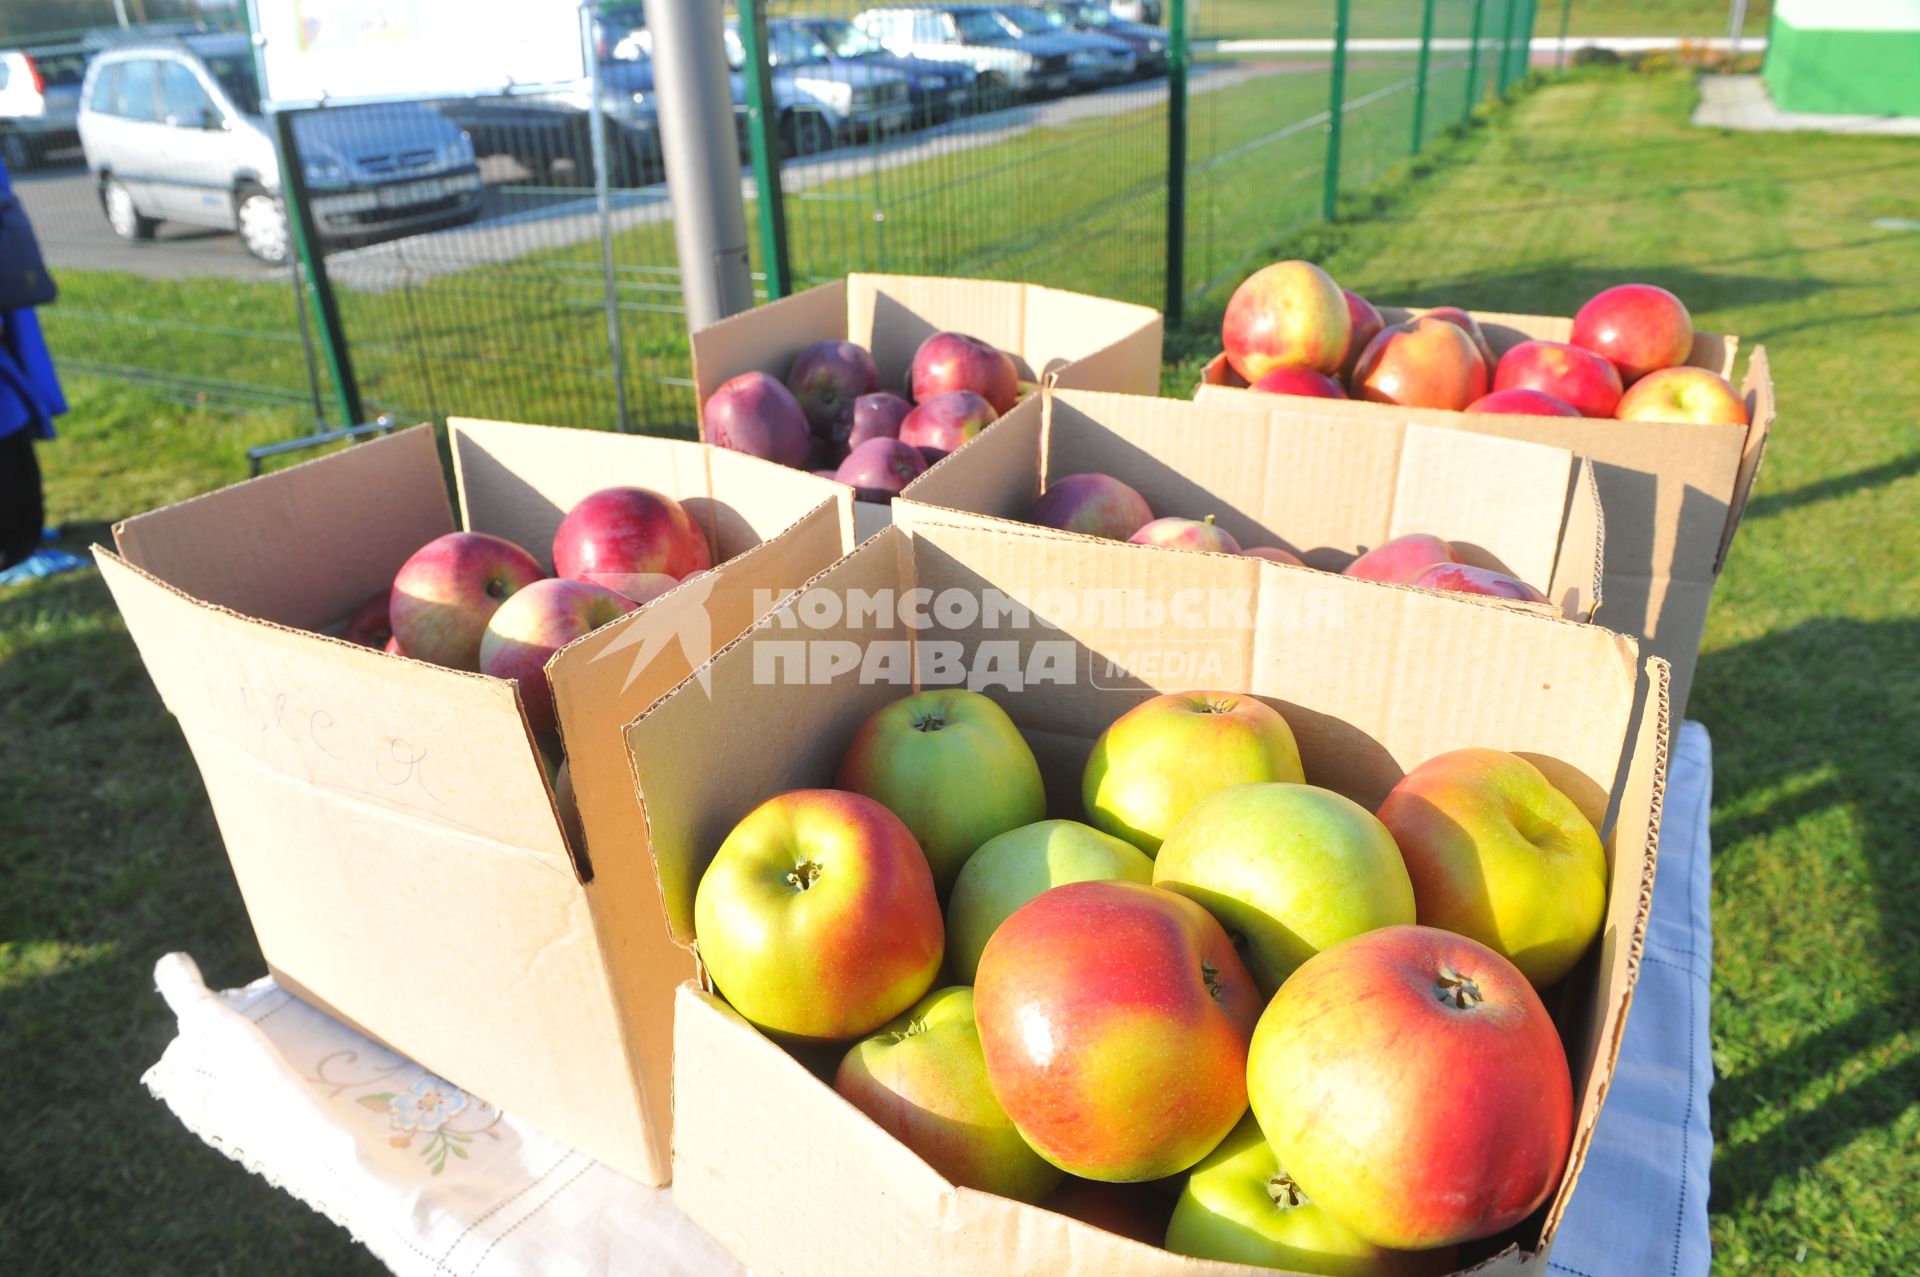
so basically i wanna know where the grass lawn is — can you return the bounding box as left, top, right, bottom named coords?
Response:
left=4, top=66, right=1916, bottom=1272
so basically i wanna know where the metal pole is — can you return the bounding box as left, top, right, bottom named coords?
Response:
left=1322, top=0, right=1350, bottom=224
left=1727, top=0, right=1749, bottom=55
left=1557, top=0, right=1571, bottom=72
left=270, top=107, right=361, bottom=428
left=582, top=4, right=633, bottom=432
left=1500, top=0, right=1519, bottom=94
left=113, top=0, right=131, bottom=28
left=1465, top=0, right=1486, bottom=120
left=652, top=0, right=757, bottom=330
left=1412, top=0, right=1436, bottom=154
left=1163, top=0, right=1188, bottom=327
left=736, top=0, right=792, bottom=300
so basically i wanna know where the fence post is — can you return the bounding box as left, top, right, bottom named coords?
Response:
left=1412, top=0, right=1436, bottom=154
left=582, top=3, right=632, bottom=432
left=737, top=0, right=791, bottom=300
left=1465, top=0, right=1486, bottom=119
left=270, top=107, right=361, bottom=429
left=1506, top=0, right=1526, bottom=91
left=1322, top=0, right=1351, bottom=224
left=1163, top=0, right=1188, bottom=325
left=1556, top=0, right=1571, bottom=71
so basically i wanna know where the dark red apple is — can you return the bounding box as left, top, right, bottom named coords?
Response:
left=834, top=437, right=928, bottom=502
left=787, top=340, right=879, bottom=437
left=1250, top=366, right=1348, bottom=399
left=1027, top=473, right=1154, bottom=540
left=1466, top=388, right=1581, bottom=417
left=898, top=390, right=999, bottom=461
left=835, top=391, right=915, bottom=455
left=911, top=332, right=1019, bottom=414
left=1571, top=284, right=1694, bottom=384
left=1492, top=341, right=1623, bottom=419
left=341, top=590, right=393, bottom=648
left=552, top=486, right=712, bottom=604
left=1338, top=290, right=1386, bottom=379
left=705, top=370, right=812, bottom=469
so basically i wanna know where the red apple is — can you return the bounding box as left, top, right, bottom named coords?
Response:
left=479, top=577, right=637, bottom=741
left=552, top=486, right=712, bottom=605
left=898, top=390, right=999, bottom=461
left=1248, top=925, right=1574, bottom=1250
left=1242, top=545, right=1306, bottom=566
left=1492, top=340, right=1623, bottom=418
left=1337, top=290, right=1385, bottom=379
left=836, top=390, right=915, bottom=455
left=1422, top=305, right=1497, bottom=373
left=1571, top=283, right=1694, bottom=384
left=1042, top=1178, right=1174, bottom=1247
left=389, top=531, right=546, bottom=671
left=694, top=789, right=944, bottom=1043
left=1128, top=515, right=1242, bottom=555
left=834, top=436, right=928, bottom=502
left=1614, top=366, right=1749, bottom=426
left=1222, top=260, right=1351, bottom=381
left=341, top=590, right=393, bottom=648
left=1351, top=317, right=1488, bottom=411
left=974, top=880, right=1262, bottom=1181
left=1027, top=472, right=1154, bottom=541
left=705, top=370, right=813, bottom=469
left=787, top=340, right=879, bottom=436
left=1411, top=562, right=1549, bottom=603
left=910, top=332, right=1020, bottom=414
left=1250, top=366, right=1348, bottom=399
left=1344, top=533, right=1457, bottom=584
left=382, top=634, right=405, bottom=656
left=1466, top=388, right=1581, bottom=417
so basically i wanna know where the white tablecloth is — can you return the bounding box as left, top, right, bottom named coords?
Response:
left=144, top=723, right=1715, bottom=1277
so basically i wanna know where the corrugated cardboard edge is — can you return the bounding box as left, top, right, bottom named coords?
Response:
left=1720, top=344, right=1774, bottom=571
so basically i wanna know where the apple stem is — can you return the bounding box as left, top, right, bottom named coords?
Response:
left=910, top=712, right=946, bottom=733
left=1434, top=968, right=1484, bottom=1010
left=1203, top=514, right=1217, bottom=526
left=786, top=860, right=822, bottom=892
left=883, top=1016, right=929, bottom=1045
left=1200, top=961, right=1227, bottom=1002
left=1267, top=1173, right=1308, bottom=1211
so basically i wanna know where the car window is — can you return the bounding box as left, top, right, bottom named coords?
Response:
left=199, top=52, right=262, bottom=116
left=116, top=60, right=161, bottom=123
left=951, top=11, right=1007, bottom=40
left=87, top=62, right=121, bottom=113
left=36, top=52, right=87, bottom=86
left=162, top=62, right=214, bottom=125
left=999, top=7, right=1052, bottom=34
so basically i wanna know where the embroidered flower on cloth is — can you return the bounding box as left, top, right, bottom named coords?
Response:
left=386, top=1077, right=468, bottom=1134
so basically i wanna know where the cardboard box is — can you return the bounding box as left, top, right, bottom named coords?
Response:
left=629, top=520, right=1669, bottom=1277
left=894, top=386, right=1605, bottom=622
left=690, top=273, right=1166, bottom=540
left=94, top=419, right=855, bottom=1186
left=1197, top=306, right=1774, bottom=716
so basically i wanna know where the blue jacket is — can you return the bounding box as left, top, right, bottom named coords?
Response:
left=0, top=155, right=66, bottom=442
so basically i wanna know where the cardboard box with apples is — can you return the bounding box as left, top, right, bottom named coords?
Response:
left=894, top=386, right=1607, bottom=622
left=94, top=419, right=856, bottom=1186
left=626, top=519, right=1668, bottom=1276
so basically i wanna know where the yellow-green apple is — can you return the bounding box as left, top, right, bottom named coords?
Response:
left=552, top=486, right=712, bottom=605
left=945, top=819, right=1155, bottom=982
left=1352, top=317, right=1488, bottom=411
left=835, top=688, right=1046, bottom=895
left=1165, top=1112, right=1454, bottom=1275
left=1249, top=925, right=1574, bottom=1249
left=389, top=531, right=545, bottom=671
left=1251, top=366, right=1349, bottom=399
left=1083, top=691, right=1304, bottom=855
left=1222, top=260, right=1352, bottom=381
left=974, top=880, right=1262, bottom=1181
left=694, top=788, right=944, bottom=1042
left=1153, top=782, right=1416, bottom=994
left=834, top=436, right=928, bottom=501
left=479, top=577, right=637, bottom=741
left=1492, top=340, right=1623, bottom=418
left=1042, top=1178, right=1175, bottom=1247
left=833, top=985, right=1062, bottom=1203
left=898, top=389, right=999, bottom=461
left=1421, top=305, right=1497, bottom=373
left=1127, top=515, right=1242, bottom=555
left=1466, top=388, right=1580, bottom=417
left=787, top=339, right=880, bottom=437
left=1570, top=283, right=1693, bottom=384
left=705, top=370, right=812, bottom=469
left=911, top=331, right=1020, bottom=414
left=1344, top=533, right=1456, bottom=585
left=1376, top=748, right=1605, bottom=987
left=1614, top=366, right=1749, bottom=426
left=1028, top=472, right=1154, bottom=541
left=1411, top=563, right=1549, bottom=604
left=341, top=589, right=393, bottom=648
left=1243, top=545, right=1306, bottom=566
left=836, top=390, right=915, bottom=456
left=1337, top=290, right=1385, bottom=379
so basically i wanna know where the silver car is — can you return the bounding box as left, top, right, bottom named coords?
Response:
left=78, top=34, right=482, bottom=263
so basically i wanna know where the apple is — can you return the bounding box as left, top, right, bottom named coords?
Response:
left=694, top=788, right=944, bottom=1043
left=1376, top=748, right=1606, bottom=988
left=1153, top=782, right=1417, bottom=994
left=898, top=389, right=999, bottom=461
left=1083, top=691, right=1304, bottom=856
left=479, top=577, right=637, bottom=741
left=834, top=985, right=1063, bottom=1203
left=1465, top=388, right=1581, bottom=417
left=1614, top=366, right=1749, bottom=426
left=1571, top=283, right=1694, bottom=384
left=1243, top=545, right=1306, bottom=567
left=787, top=340, right=879, bottom=437
left=1250, top=366, right=1349, bottom=399
left=1249, top=925, right=1574, bottom=1250
left=974, top=880, right=1262, bottom=1181
left=835, top=688, right=1046, bottom=896
left=389, top=531, right=545, bottom=671
left=945, top=819, right=1155, bottom=983
left=1127, top=515, right=1242, bottom=555
left=1042, top=1178, right=1174, bottom=1247
left=1337, top=290, right=1385, bottom=379
left=1027, top=472, right=1154, bottom=541
left=836, top=390, right=915, bottom=455
left=1492, top=340, right=1623, bottom=418
left=705, top=370, right=813, bottom=469
left=341, top=590, right=393, bottom=648
left=1165, top=1112, right=1453, bottom=1275
left=1421, top=305, right=1497, bottom=373
left=552, top=486, right=711, bottom=605
left=1222, top=261, right=1350, bottom=382
left=910, top=332, right=1020, bottom=414
left=1411, top=562, right=1549, bottom=604
left=1351, top=316, right=1488, bottom=411
left=1344, top=533, right=1457, bottom=584
left=834, top=436, right=928, bottom=502
left=382, top=634, right=405, bottom=656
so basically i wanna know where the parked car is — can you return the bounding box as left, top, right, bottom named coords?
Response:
left=724, top=22, right=914, bottom=153
left=855, top=5, right=1082, bottom=104
left=782, top=17, right=977, bottom=127
left=79, top=34, right=482, bottom=263
left=0, top=43, right=87, bottom=169
left=437, top=57, right=672, bottom=187
left=1030, top=2, right=1168, bottom=78
left=990, top=5, right=1136, bottom=86
left=1109, top=0, right=1164, bottom=22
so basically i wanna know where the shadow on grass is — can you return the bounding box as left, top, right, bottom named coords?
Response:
left=1744, top=453, right=1920, bottom=521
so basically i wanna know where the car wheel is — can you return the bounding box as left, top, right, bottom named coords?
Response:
left=781, top=111, right=835, bottom=159
left=103, top=177, right=157, bottom=241
left=236, top=189, right=291, bottom=264
left=974, top=73, right=1014, bottom=115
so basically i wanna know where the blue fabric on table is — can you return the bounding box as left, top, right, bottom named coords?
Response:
left=1550, top=721, right=1715, bottom=1277
left=0, top=155, right=66, bottom=443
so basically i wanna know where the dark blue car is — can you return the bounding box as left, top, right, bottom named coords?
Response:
left=783, top=17, right=979, bottom=125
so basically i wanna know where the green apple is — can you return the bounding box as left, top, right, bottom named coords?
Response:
left=834, top=986, right=1063, bottom=1203
left=945, top=820, right=1155, bottom=982
left=1153, top=783, right=1416, bottom=994
left=836, top=688, right=1046, bottom=896
left=1083, top=691, right=1305, bottom=856
left=1166, top=1112, right=1454, bottom=1275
